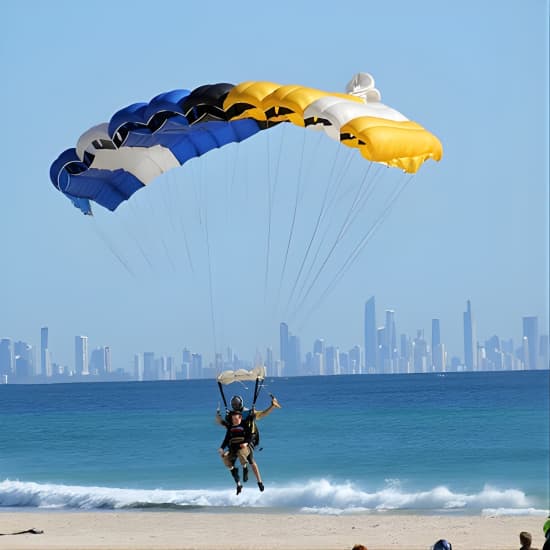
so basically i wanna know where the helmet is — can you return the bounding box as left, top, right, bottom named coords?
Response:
left=230, top=395, right=244, bottom=412
left=432, top=541, right=452, bottom=550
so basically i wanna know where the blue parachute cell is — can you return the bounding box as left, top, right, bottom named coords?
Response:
left=51, top=83, right=266, bottom=214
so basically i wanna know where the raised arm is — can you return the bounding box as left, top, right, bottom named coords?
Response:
left=255, top=394, right=281, bottom=419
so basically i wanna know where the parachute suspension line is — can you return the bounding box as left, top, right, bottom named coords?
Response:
left=283, top=142, right=346, bottom=315
left=166, top=167, right=196, bottom=276
left=202, top=187, right=219, bottom=359
left=275, top=128, right=308, bottom=308
left=263, top=129, right=273, bottom=304
left=288, top=148, right=357, bottom=317
left=118, top=200, right=156, bottom=272
left=294, top=148, right=357, bottom=300
left=297, top=173, right=414, bottom=329
left=163, top=170, right=195, bottom=275
left=290, top=161, right=387, bottom=323
left=140, top=186, right=178, bottom=273
left=89, top=216, right=136, bottom=278
left=227, top=138, right=241, bottom=230
left=264, top=124, right=287, bottom=308
left=289, top=156, right=369, bottom=320
left=160, top=171, right=181, bottom=239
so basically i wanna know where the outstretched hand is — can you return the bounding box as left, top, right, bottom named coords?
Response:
left=270, top=394, right=282, bottom=408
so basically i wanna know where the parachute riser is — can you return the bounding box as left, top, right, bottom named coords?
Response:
left=252, top=376, right=262, bottom=408
left=217, top=381, right=228, bottom=410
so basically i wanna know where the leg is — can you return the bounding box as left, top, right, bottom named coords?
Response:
left=222, top=452, right=242, bottom=494
left=235, top=446, right=251, bottom=482
left=247, top=451, right=264, bottom=492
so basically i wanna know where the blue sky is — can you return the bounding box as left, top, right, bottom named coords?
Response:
left=1, top=0, right=548, bottom=369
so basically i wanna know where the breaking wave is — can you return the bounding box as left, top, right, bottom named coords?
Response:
left=0, top=478, right=545, bottom=515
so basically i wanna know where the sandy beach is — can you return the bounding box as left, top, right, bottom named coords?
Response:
left=0, top=512, right=546, bottom=550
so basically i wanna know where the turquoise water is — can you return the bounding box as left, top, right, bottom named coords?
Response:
left=0, top=370, right=548, bottom=514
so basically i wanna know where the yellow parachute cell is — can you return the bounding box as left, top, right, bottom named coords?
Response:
left=224, top=74, right=442, bottom=173
left=340, top=117, right=443, bottom=173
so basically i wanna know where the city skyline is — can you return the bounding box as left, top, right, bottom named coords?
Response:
left=1, top=2, right=548, bottom=381
left=1, top=298, right=548, bottom=384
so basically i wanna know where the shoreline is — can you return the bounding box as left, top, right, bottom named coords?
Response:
left=0, top=511, right=547, bottom=550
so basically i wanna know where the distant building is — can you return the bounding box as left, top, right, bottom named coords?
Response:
left=540, top=334, right=549, bottom=370
left=325, top=346, right=340, bottom=375
left=349, top=345, right=362, bottom=374
left=279, top=323, right=301, bottom=376
left=0, top=338, right=14, bottom=378
left=265, top=346, right=273, bottom=373
left=412, top=330, right=428, bottom=373
left=364, top=297, right=377, bottom=373
left=40, top=327, right=49, bottom=377
left=14, top=341, right=34, bottom=378
left=133, top=353, right=143, bottom=381
left=383, top=309, right=398, bottom=374
left=279, top=322, right=289, bottom=372
left=191, top=353, right=202, bottom=378
left=143, top=351, right=156, bottom=380
left=74, top=336, right=89, bottom=375
left=522, top=316, right=539, bottom=369
left=287, top=334, right=301, bottom=376
left=90, top=346, right=111, bottom=375
left=463, top=300, right=477, bottom=371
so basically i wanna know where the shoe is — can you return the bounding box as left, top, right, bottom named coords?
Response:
left=236, top=483, right=243, bottom=495
left=258, top=481, right=264, bottom=492
left=243, top=466, right=249, bottom=482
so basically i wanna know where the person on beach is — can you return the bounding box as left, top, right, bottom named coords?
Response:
left=519, top=531, right=538, bottom=550
left=542, top=517, right=550, bottom=550
left=432, top=540, right=452, bottom=550
left=352, top=545, right=368, bottom=550
left=218, top=410, right=265, bottom=494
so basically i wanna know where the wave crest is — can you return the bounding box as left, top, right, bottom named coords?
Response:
left=0, top=478, right=544, bottom=515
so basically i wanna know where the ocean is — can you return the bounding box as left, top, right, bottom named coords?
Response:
left=0, top=370, right=548, bottom=515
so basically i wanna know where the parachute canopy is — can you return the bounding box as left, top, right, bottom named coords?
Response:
left=50, top=74, right=443, bottom=215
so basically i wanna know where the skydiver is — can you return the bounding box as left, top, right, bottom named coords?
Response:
left=215, top=394, right=280, bottom=488
left=215, top=393, right=281, bottom=429
left=218, top=410, right=264, bottom=494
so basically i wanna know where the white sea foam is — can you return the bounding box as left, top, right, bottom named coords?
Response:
left=0, top=478, right=545, bottom=515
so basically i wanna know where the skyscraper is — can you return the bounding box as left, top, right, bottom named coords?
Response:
left=522, top=316, right=539, bottom=369
left=74, top=336, right=89, bottom=376
left=540, top=334, right=549, bottom=370
left=364, top=297, right=377, bottom=373
left=349, top=345, right=362, bottom=374
left=325, top=346, right=340, bottom=375
left=265, top=346, right=273, bottom=373
left=431, top=318, right=445, bottom=372
left=287, top=334, right=301, bottom=376
left=383, top=309, right=397, bottom=374
left=90, top=346, right=111, bottom=375
left=143, top=351, right=156, bottom=380
left=313, top=338, right=325, bottom=356
left=431, top=319, right=441, bottom=353
left=40, top=327, right=49, bottom=377
left=412, top=329, right=428, bottom=373
left=463, top=300, right=477, bottom=371
left=279, top=322, right=289, bottom=370
left=0, top=338, right=14, bottom=378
